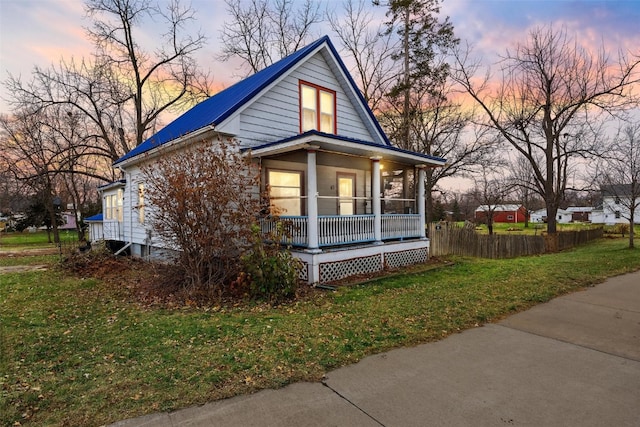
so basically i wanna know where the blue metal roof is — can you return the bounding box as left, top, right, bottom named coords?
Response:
left=115, top=35, right=390, bottom=166
left=84, top=213, right=103, bottom=222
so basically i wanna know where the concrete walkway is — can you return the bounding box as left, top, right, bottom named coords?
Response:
left=111, top=271, right=640, bottom=427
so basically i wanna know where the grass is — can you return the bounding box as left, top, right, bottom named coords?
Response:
left=1, top=237, right=639, bottom=426
left=471, top=221, right=640, bottom=237
left=0, top=230, right=78, bottom=251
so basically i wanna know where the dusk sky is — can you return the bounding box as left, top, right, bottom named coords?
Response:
left=1, top=0, right=639, bottom=115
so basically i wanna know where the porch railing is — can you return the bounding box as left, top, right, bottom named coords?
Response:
left=319, top=215, right=375, bottom=246
left=259, top=214, right=422, bottom=248
left=382, top=214, right=422, bottom=240
left=103, top=220, right=123, bottom=241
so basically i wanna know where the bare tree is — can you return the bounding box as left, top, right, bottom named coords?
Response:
left=5, top=0, right=212, bottom=179
left=379, top=75, right=492, bottom=222
left=452, top=25, right=640, bottom=241
left=472, top=161, right=513, bottom=235
left=0, top=111, right=63, bottom=243
left=509, top=156, right=542, bottom=228
left=141, top=137, right=261, bottom=295
left=327, top=0, right=396, bottom=112
left=370, top=0, right=490, bottom=223
left=221, top=0, right=321, bottom=74
left=86, top=0, right=212, bottom=147
left=596, top=123, right=640, bottom=248
left=380, top=0, right=458, bottom=149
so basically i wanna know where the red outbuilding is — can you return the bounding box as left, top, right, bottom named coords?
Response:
left=474, top=204, right=528, bottom=223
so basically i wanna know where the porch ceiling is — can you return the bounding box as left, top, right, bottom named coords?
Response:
left=247, top=131, right=446, bottom=167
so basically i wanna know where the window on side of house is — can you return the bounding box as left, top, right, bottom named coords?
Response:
left=138, top=183, right=145, bottom=224
left=105, top=195, right=112, bottom=220
left=300, top=81, right=336, bottom=134
left=268, top=170, right=302, bottom=216
left=116, top=189, right=123, bottom=222
left=615, top=210, right=621, bottom=219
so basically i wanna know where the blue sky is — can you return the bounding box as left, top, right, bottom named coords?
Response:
left=1, top=0, right=639, bottom=114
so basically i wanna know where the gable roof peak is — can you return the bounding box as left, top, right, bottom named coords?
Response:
left=115, top=35, right=347, bottom=166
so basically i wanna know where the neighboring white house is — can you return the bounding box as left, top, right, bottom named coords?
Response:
left=591, top=185, right=640, bottom=225
left=566, top=206, right=593, bottom=222
left=530, top=208, right=573, bottom=224
left=94, top=36, right=446, bottom=284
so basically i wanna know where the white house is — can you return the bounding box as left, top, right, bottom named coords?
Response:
left=591, top=185, right=640, bottom=225
left=94, top=36, right=446, bottom=284
left=530, top=208, right=573, bottom=224
left=566, top=206, right=592, bottom=222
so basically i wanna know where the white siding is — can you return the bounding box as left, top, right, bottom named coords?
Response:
left=124, top=166, right=150, bottom=246
left=235, top=51, right=380, bottom=147
left=600, top=196, right=640, bottom=224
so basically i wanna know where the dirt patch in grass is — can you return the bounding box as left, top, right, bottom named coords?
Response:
left=0, top=247, right=60, bottom=257
left=0, top=264, right=49, bottom=274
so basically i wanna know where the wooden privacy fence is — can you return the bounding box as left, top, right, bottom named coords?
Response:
left=428, top=223, right=603, bottom=259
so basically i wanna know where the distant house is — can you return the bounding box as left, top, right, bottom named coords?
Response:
left=91, top=36, right=446, bottom=284
left=591, top=185, right=640, bottom=225
left=530, top=208, right=572, bottom=224
left=58, top=211, right=78, bottom=230
left=474, top=204, right=527, bottom=223
left=566, top=206, right=593, bottom=222
left=85, top=213, right=104, bottom=242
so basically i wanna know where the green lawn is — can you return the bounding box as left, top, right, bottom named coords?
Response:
left=0, top=230, right=78, bottom=250
left=1, top=237, right=639, bottom=426
left=471, top=221, right=640, bottom=237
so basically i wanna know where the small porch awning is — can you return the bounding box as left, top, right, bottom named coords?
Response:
left=84, top=213, right=103, bottom=222
left=97, top=179, right=126, bottom=192
left=247, top=130, right=446, bottom=167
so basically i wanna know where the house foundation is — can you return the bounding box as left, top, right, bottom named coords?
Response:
left=292, top=238, right=429, bottom=284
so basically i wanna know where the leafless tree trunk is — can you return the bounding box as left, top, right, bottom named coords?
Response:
left=452, top=25, right=640, bottom=236
left=509, top=156, right=542, bottom=228
left=472, top=161, right=513, bottom=235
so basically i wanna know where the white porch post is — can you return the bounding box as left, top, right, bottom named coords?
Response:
left=306, top=146, right=321, bottom=253
left=417, top=166, right=427, bottom=239
left=371, top=156, right=383, bottom=244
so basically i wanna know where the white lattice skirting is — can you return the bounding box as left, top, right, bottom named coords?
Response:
left=293, top=240, right=430, bottom=284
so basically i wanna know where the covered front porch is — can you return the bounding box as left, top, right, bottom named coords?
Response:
left=250, top=131, right=445, bottom=284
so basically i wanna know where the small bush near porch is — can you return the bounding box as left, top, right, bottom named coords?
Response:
left=2, top=238, right=639, bottom=425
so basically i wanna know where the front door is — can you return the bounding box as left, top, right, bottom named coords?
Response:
left=337, top=173, right=355, bottom=215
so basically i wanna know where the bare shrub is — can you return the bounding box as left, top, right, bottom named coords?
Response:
left=141, top=137, right=261, bottom=297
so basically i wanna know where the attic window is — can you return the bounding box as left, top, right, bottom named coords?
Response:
left=300, top=81, right=336, bottom=134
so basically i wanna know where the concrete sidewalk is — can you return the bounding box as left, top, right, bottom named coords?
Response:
left=111, top=271, right=640, bottom=427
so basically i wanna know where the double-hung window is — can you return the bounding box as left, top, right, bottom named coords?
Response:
left=300, top=81, right=336, bottom=134
left=268, top=170, right=302, bottom=216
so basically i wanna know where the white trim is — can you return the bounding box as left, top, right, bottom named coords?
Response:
left=250, top=133, right=446, bottom=167
left=114, top=125, right=217, bottom=169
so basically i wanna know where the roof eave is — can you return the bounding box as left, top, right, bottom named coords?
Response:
left=249, top=133, right=446, bottom=167
left=113, top=125, right=217, bottom=169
